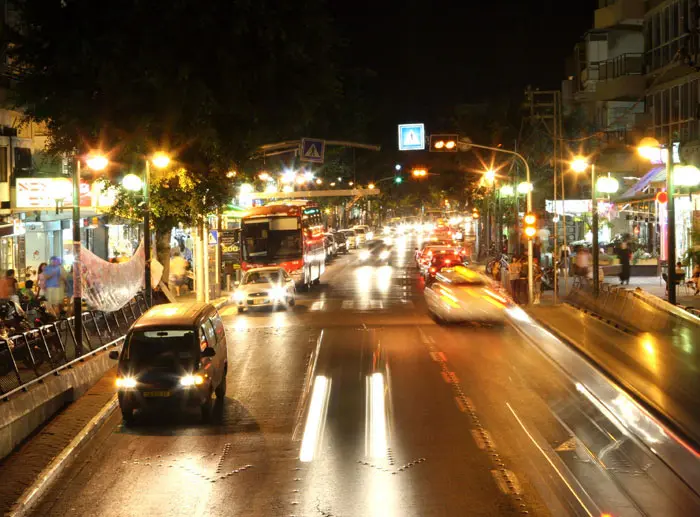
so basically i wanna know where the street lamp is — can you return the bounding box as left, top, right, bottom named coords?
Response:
left=500, top=185, right=515, bottom=197
left=395, top=164, right=402, bottom=171
left=368, top=183, right=375, bottom=190
left=637, top=137, right=700, bottom=304
left=483, top=169, right=496, bottom=185
left=459, top=138, right=534, bottom=304
left=74, top=152, right=108, bottom=353
left=570, top=155, right=619, bottom=296
left=122, top=152, right=171, bottom=306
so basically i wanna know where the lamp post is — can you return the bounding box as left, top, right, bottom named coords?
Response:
left=74, top=153, right=108, bottom=352
left=122, top=152, right=170, bottom=306
left=571, top=156, right=620, bottom=296
left=460, top=138, right=535, bottom=304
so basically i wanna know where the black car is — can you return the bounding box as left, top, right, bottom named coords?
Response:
left=110, top=302, right=228, bottom=424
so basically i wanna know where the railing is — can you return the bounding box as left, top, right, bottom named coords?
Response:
left=598, top=53, right=643, bottom=80
left=0, top=293, right=149, bottom=400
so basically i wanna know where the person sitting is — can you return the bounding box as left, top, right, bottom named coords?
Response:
left=18, top=279, right=37, bottom=306
left=688, top=264, right=700, bottom=295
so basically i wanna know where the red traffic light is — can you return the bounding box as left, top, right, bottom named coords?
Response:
left=655, top=191, right=668, bottom=204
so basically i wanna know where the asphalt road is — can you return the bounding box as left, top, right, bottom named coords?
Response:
left=29, top=235, right=698, bottom=517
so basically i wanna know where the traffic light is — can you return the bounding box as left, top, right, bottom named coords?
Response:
left=430, top=134, right=458, bottom=152
left=523, top=213, right=537, bottom=239
left=412, top=168, right=428, bottom=177
left=394, top=176, right=403, bottom=184
left=471, top=209, right=479, bottom=219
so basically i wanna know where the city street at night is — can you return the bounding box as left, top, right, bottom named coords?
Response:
left=24, top=237, right=698, bottom=517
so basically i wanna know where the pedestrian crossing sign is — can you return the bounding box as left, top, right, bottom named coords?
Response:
left=398, top=123, right=425, bottom=151
left=300, top=138, right=326, bottom=163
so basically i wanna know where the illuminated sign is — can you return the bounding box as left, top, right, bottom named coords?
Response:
left=398, top=123, right=425, bottom=151
left=15, top=177, right=116, bottom=209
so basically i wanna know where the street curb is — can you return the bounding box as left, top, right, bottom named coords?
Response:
left=8, top=394, right=119, bottom=517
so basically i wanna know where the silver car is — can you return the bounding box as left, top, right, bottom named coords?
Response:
left=232, top=267, right=296, bottom=312
left=424, top=266, right=512, bottom=324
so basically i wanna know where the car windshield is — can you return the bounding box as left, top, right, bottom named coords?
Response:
left=354, top=228, right=366, bottom=234
left=124, top=330, right=197, bottom=369
left=243, top=270, right=283, bottom=285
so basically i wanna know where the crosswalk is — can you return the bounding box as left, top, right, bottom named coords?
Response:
left=308, top=298, right=415, bottom=312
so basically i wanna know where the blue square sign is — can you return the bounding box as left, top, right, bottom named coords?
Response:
left=398, top=123, right=425, bottom=151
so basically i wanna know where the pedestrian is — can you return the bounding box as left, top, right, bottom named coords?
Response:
left=44, top=257, right=66, bottom=316
left=0, top=269, right=18, bottom=303
left=533, top=257, right=542, bottom=304
left=36, top=262, right=47, bottom=298
left=616, top=241, right=631, bottom=285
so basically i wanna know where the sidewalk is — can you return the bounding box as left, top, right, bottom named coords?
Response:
left=0, top=370, right=118, bottom=514
left=538, top=274, right=700, bottom=309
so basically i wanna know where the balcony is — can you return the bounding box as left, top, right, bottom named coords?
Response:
left=595, top=53, right=645, bottom=101
left=594, top=0, right=644, bottom=30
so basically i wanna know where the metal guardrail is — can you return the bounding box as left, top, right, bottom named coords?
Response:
left=598, top=52, right=643, bottom=81
left=0, top=293, right=149, bottom=400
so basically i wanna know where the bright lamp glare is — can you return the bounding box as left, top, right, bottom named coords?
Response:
left=596, top=176, right=619, bottom=194
left=571, top=156, right=588, bottom=173
left=122, top=173, right=143, bottom=192
left=674, top=164, right=700, bottom=187
left=517, top=182, right=533, bottom=194
left=484, top=169, right=496, bottom=183
left=85, top=154, right=108, bottom=171
left=151, top=152, right=171, bottom=169
left=500, top=185, right=514, bottom=197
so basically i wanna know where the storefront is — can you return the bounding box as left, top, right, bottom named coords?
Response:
left=0, top=219, right=26, bottom=275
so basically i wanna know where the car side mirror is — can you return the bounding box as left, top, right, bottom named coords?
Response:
left=108, top=350, right=119, bottom=360
left=201, top=347, right=216, bottom=358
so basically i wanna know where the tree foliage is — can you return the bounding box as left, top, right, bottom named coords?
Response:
left=9, top=0, right=341, bottom=168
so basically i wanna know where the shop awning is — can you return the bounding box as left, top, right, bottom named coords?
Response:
left=616, top=166, right=665, bottom=200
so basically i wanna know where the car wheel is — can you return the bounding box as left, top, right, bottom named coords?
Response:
left=121, top=408, right=135, bottom=425
left=215, top=370, right=227, bottom=399
left=288, top=296, right=296, bottom=307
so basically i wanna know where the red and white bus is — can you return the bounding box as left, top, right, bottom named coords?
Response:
left=240, top=200, right=325, bottom=289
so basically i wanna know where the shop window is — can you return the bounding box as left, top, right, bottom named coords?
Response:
left=681, top=82, right=690, bottom=120
left=0, top=147, right=7, bottom=182
left=13, top=147, right=31, bottom=177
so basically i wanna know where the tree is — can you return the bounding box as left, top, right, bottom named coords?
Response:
left=9, top=0, right=341, bottom=280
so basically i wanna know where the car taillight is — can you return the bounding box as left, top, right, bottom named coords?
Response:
left=430, top=267, right=437, bottom=273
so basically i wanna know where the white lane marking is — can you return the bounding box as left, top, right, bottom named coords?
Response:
left=310, top=301, right=325, bottom=311
left=506, top=402, right=597, bottom=517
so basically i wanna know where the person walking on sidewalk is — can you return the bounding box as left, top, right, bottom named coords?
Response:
left=616, top=241, right=631, bottom=285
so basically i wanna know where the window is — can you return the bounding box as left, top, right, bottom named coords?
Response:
left=0, top=147, right=7, bottom=182
left=682, top=82, right=690, bottom=119
left=13, top=147, right=31, bottom=176
left=211, top=314, right=226, bottom=345
left=662, top=89, right=670, bottom=125
left=201, top=320, right=216, bottom=349
left=672, top=85, right=681, bottom=122
left=199, top=327, right=210, bottom=351
left=124, top=330, right=197, bottom=368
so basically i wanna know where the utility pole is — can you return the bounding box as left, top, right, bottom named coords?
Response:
left=523, top=88, right=564, bottom=300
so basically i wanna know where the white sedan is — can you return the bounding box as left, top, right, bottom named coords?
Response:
left=424, top=266, right=512, bottom=324
left=232, top=267, right=296, bottom=312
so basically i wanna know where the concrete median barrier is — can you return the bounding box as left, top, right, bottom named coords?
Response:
left=0, top=344, right=122, bottom=461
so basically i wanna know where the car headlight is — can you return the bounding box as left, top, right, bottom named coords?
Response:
left=359, top=250, right=371, bottom=260
left=116, top=376, right=137, bottom=389
left=180, top=374, right=204, bottom=387
left=379, top=250, right=390, bottom=260
left=270, top=287, right=287, bottom=301
left=233, top=291, right=245, bottom=302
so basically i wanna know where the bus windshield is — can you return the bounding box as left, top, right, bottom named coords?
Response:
left=241, top=217, right=302, bottom=261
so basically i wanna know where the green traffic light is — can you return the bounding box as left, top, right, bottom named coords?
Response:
left=394, top=176, right=403, bottom=184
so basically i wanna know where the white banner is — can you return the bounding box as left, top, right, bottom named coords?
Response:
left=80, top=242, right=145, bottom=312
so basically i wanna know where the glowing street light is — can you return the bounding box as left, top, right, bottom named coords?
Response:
left=315, top=178, right=323, bottom=185
left=282, top=185, right=294, bottom=193
left=226, top=170, right=237, bottom=178
left=85, top=154, right=108, bottom=171
left=395, top=164, right=402, bottom=171
left=151, top=152, right=171, bottom=169
left=570, top=155, right=588, bottom=173
left=517, top=182, right=533, bottom=194
left=258, top=171, right=271, bottom=181
left=368, top=183, right=375, bottom=190
left=483, top=169, right=496, bottom=184
left=500, top=184, right=515, bottom=197
left=122, top=173, right=143, bottom=192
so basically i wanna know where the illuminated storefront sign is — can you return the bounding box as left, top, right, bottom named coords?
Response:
left=15, top=177, right=116, bottom=209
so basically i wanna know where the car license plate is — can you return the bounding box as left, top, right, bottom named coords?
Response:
left=143, top=391, right=171, bottom=398
left=253, top=299, right=265, bottom=305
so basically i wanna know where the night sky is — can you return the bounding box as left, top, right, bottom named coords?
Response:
left=331, top=0, right=597, bottom=133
